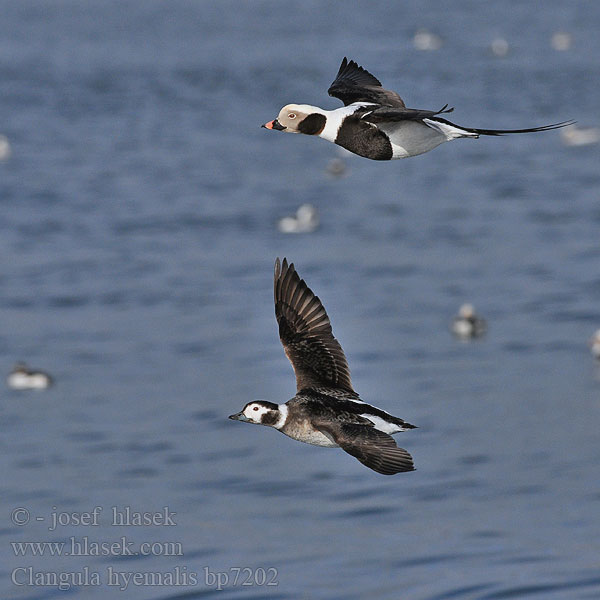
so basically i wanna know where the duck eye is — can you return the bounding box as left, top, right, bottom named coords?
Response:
left=288, top=113, right=296, bottom=119
left=253, top=406, right=259, bottom=411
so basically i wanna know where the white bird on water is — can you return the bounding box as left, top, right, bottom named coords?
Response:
left=277, top=204, right=319, bottom=234
left=589, top=330, right=600, bottom=360
left=451, top=304, right=487, bottom=339
left=7, top=363, right=53, bottom=390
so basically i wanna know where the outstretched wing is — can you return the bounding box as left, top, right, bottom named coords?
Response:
left=274, top=258, right=353, bottom=393
left=328, top=57, right=406, bottom=108
left=316, top=422, right=415, bottom=475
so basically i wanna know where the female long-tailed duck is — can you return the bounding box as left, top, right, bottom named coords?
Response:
left=229, top=258, right=416, bottom=475
left=451, top=304, right=487, bottom=339
left=7, top=362, right=53, bottom=390
left=263, top=57, right=573, bottom=161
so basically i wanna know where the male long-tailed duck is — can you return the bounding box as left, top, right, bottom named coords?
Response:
left=451, top=304, right=487, bottom=339
left=229, top=258, right=416, bottom=475
left=263, top=57, right=573, bottom=161
left=7, top=362, right=53, bottom=390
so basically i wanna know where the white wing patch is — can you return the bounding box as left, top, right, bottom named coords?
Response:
left=346, top=397, right=367, bottom=405
left=422, top=118, right=478, bottom=139
left=361, top=414, right=405, bottom=434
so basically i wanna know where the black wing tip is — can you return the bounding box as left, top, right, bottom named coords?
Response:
left=437, top=104, right=454, bottom=115
left=275, top=257, right=294, bottom=277
left=339, top=57, right=363, bottom=70
left=275, top=257, right=308, bottom=312
left=385, top=466, right=416, bottom=475
left=372, top=454, right=416, bottom=475
left=332, top=56, right=382, bottom=86
left=337, top=425, right=416, bottom=475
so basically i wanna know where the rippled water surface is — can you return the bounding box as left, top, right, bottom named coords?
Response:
left=1, top=1, right=600, bottom=598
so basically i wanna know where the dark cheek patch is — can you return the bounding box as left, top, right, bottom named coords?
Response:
left=298, top=113, right=327, bottom=135
left=261, top=410, right=280, bottom=426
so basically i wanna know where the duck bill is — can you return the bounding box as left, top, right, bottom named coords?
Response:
left=262, top=119, right=286, bottom=131
left=229, top=411, right=249, bottom=422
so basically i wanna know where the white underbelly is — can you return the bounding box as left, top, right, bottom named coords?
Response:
left=381, top=121, right=448, bottom=158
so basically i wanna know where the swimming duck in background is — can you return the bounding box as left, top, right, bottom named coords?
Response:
left=7, top=362, right=53, bottom=390
left=0, top=134, right=11, bottom=161
left=263, top=57, right=573, bottom=161
left=560, top=124, right=600, bottom=147
left=589, top=330, right=600, bottom=360
left=451, top=304, right=487, bottom=339
left=413, top=29, right=443, bottom=51
left=229, top=258, right=416, bottom=475
left=325, top=157, right=347, bottom=178
left=277, top=204, right=319, bottom=234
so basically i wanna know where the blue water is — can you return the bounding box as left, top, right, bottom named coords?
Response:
left=1, top=1, right=599, bottom=598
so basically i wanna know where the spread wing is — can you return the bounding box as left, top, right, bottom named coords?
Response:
left=328, top=57, right=406, bottom=108
left=315, top=422, right=415, bottom=475
left=274, top=258, right=353, bottom=393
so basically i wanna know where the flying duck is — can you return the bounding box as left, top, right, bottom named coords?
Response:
left=229, top=258, right=416, bottom=475
left=263, top=57, right=573, bottom=161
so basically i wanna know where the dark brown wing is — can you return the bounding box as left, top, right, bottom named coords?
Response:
left=316, top=422, right=415, bottom=475
left=328, top=57, right=406, bottom=108
left=274, top=258, right=353, bottom=393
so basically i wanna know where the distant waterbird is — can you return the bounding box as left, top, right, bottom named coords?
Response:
left=413, top=29, right=443, bottom=51
left=490, top=38, right=510, bottom=57
left=451, top=304, right=487, bottom=339
left=326, top=157, right=347, bottom=178
left=589, top=330, right=600, bottom=360
left=277, top=204, right=319, bottom=234
left=0, top=135, right=11, bottom=161
left=551, top=32, right=572, bottom=51
left=560, top=124, right=600, bottom=147
left=7, top=363, right=53, bottom=390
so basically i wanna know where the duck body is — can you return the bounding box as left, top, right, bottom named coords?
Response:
left=230, top=390, right=416, bottom=475
left=7, top=363, right=53, bottom=390
left=279, top=388, right=415, bottom=448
